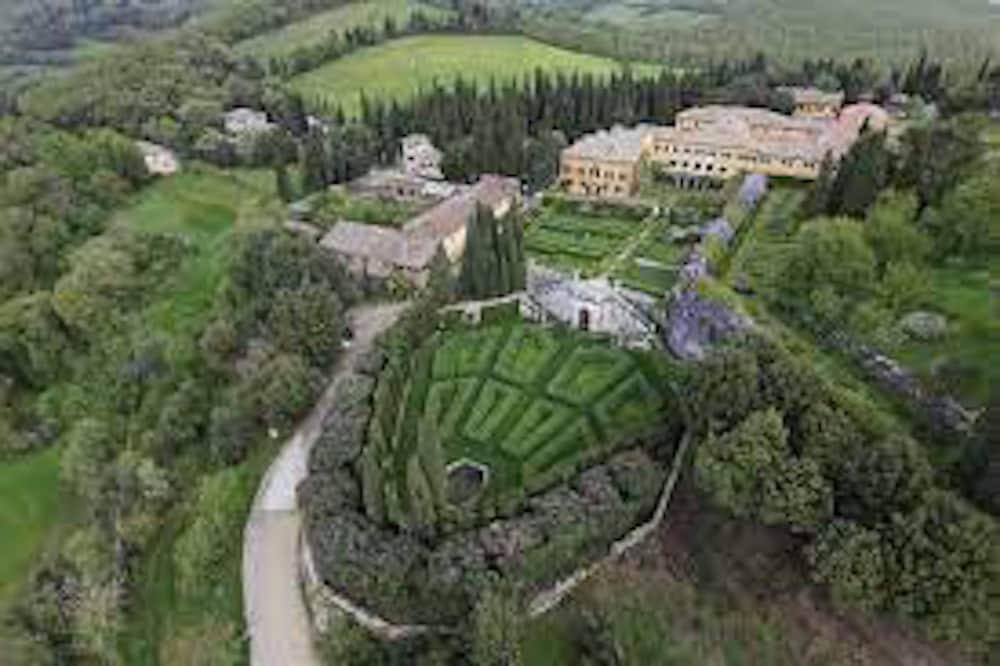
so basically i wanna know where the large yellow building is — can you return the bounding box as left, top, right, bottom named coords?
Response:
left=559, top=125, right=653, bottom=198
left=559, top=101, right=889, bottom=195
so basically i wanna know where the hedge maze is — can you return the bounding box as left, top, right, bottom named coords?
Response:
left=364, top=321, right=675, bottom=527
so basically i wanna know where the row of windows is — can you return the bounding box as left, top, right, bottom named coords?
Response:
left=652, top=142, right=820, bottom=170
left=569, top=166, right=629, bottom=181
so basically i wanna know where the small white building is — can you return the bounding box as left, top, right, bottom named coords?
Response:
left=528, top=267, right=658, bottom=348
left=401, top=134, right=444, bottom=181
left=135, top=140, right=180, bottom=176
left=223, top=107, right=275, bottom=137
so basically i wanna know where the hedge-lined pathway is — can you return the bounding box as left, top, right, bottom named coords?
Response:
left=243, top=302, right=408, bottom=666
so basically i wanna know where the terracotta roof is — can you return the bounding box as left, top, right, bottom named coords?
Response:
left=563, top=125, right=654, bottom=162
left=405, top=174, right=519, bottom=240
left=322, top=174, right=519, bottom=271
left=320, top=222, right=438, bottom=270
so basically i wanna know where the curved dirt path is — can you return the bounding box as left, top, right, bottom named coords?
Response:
left=242, top=302, right=408, bottom=666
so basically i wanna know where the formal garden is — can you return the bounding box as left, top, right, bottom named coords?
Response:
left=525, top=195, right=720, bottom=295
left=301, top=304, right=685, bottom=626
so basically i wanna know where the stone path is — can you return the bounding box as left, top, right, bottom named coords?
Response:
left=242, top=302, right=408, bottom=666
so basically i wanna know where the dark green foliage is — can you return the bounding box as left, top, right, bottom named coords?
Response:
left=829, top=129, right=889, bottom=218
left=459, top=205, right=526, bottom=300
left=807, top=519, right=888, bottom=612
left=834, top=434, right=933, bottom=525
left=265, top=284, right=344, bottom=369
left=887, top=491, right=999, bottom=642
left=894, top=118, right=983, bottom=210
left=963, top=405, right=1000, bottom=516
left=695, top=407, right=833, bottom=533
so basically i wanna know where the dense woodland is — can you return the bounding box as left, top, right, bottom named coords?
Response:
left=0, top=0, right=998, bottom=663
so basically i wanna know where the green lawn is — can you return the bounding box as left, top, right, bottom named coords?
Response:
left=110, top=166, right=281, bottom=361
left=0, top=448, right=63, bottom=605
left=290, top=34, right=661, bottom=115
left=727, top=185, right=806, bottom=293
left=386, top=323, right=676, bottom=504
left=234, top=0, right=451, bottom=59
left=525, top=207, right=648, bottom=276
left=894, top=260, right=999, bottom=409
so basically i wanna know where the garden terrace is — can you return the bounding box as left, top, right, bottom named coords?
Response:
left=310, top=188, right=429, bottom=229
left=301, top=311, right=685, bottom=625
left=525, top=202, right=648, bottom=276
left=372, top=321, right=679, bottom=513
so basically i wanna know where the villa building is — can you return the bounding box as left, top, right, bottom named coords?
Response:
left=559, top=125, right=653, bottom=198
left=559, top=101, right=889, bottom=195
left=779, top=86, right=846, bottom=118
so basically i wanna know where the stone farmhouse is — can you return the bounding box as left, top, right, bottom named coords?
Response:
left=560, top=94, right=890, bottom=197
left=401, top=134, right=445, bottom=180
left=135, top=141, right=179, bottom=176
left=320, top=175, right=520, bottom=286
left=223, top=107, right=275, bottom=137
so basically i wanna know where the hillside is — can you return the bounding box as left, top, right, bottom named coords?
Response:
left=289, top=33, right=661, bottom=115
left=524, top=0, right=1000, bottom=66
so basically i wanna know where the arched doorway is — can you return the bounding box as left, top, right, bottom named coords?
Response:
left=578, top=308, right=590, bottom=331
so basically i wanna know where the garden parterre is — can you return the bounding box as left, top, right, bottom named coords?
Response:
left=379, top=322, right=677, bottom=511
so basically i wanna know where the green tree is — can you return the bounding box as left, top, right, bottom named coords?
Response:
left=835, top=434, right=932, bottom=524
left=687, top=345, right=761, bottom=433
left=829, top=129, right=889, bottom=218
left=471, top=585, right=523, bottom=666
left=759, top=456, right=833, bottom=534
left=887, top=491, right=999, bottom=642
left=864, top=190, right=928, bottom=271
left=807, top=519, right=888, bottom=612
left=695, top=408, right=788, bottom=517
left=274, top=163, right=294, bottom=202
left=921, top=165, right=1000, bottom=259
left=894, top=119, right=983, bottom=210
left=61, top=418, right=115, bottom=503
left=780, top=218, right=877, bottom=311
left=265, top=284, right=344, bottom=369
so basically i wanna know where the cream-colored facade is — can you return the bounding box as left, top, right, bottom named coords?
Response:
left=779, top=86, right=846, bottom=119
left=559, top=126, right=651, bottom=198
left=559, top=102, right=889, bottom=196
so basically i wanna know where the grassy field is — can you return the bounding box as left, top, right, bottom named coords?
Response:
left=110, top=166, right=281, bottom=362
left=894, top=260, right=999, bottom=409
left=727, top=185, right=806, bottom=294
left=389, top=322, right=675, bottom=505
left=234, top=0, right=450, bottom=59
left=290, top=34, right=660, bottom=115
left=0, top=448, right=64, bottom=605
left=529, top=0, right=1000, bottom=66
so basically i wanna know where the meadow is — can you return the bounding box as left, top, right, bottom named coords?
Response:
left=110, top=166, right=281, bottom=361
left=0, top=448, right=64, bottom=606
left=894, top=260, right=999, bottom=409
left=233, top=0, right=451, bottom=60
left=726, top=185, right=806, bottom=294
left=289, top=34, right=660, bottom=115
left=388, top=322, right=674, bottom=506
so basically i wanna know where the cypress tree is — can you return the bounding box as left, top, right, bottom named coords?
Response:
left=274, top=164, right=294, bottom=202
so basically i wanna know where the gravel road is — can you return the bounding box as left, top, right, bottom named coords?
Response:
left=242, top=302, right=407, bottom=666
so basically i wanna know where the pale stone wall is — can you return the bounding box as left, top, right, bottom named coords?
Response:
left=559, top=156, right=641, bottom=198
